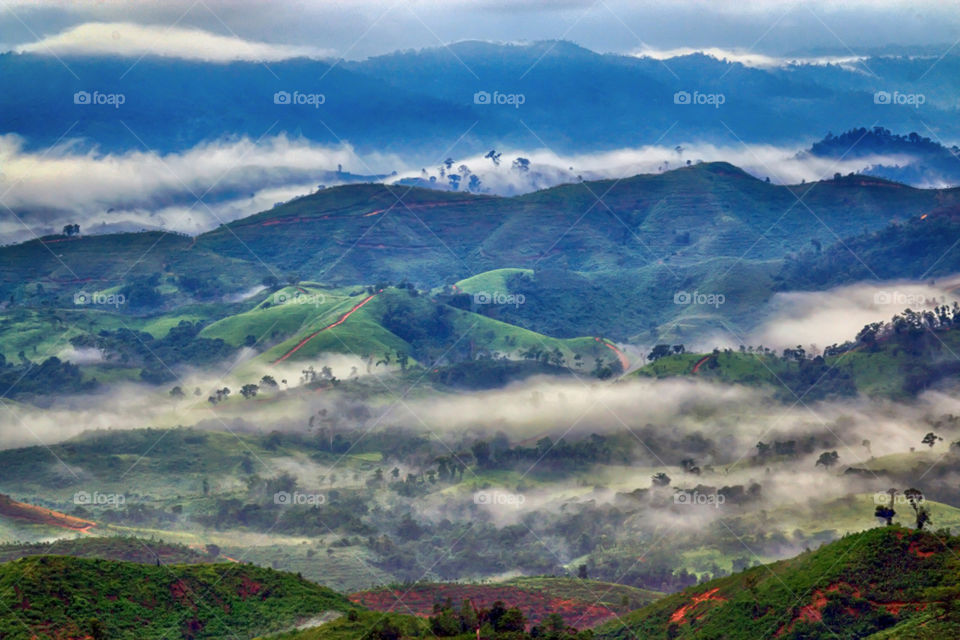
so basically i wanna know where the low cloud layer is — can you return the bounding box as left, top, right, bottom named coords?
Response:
left=630, top=46, right=869, bottom=70
left=744, top=277, right=960, bottom=352
left=13, top=22, right=332, bottom=62
left=0, top=134, right=397, bottom=243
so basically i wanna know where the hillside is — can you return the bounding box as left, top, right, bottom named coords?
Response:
left=196, top=163, right=951, bottom=287
left=0, top=555, right=355, bottom=640
left=0, top=536, right=219, bottom=565
left=596, top=526, right=960, bottom=640
left=637, top=308, right=960, bottom=399
left=3, top=163, right=955, bottom=355
left=776, top=203, right=960, bottom=290
left=349, top=577, right=662, bottom=628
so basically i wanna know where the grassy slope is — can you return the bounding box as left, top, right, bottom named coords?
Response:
left=597, top=526, right=960, bottom=640
left=0, top=555, right=356, bottom=640
left=202, top=285, right=614, bottom=368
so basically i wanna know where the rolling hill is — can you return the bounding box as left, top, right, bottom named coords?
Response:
left=0, top=555, right=356, bottom=640
left=3, top=162, right=958, bottom=359
left=596, top=526, right=960, bottom=640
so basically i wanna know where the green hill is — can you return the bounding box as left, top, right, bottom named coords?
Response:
left=0, top=555, right=356, bottom=640
left=636, top=315, right=960, bottom=399
left=0, top=536, right=218, bottom=565
left=596, top=526, right=960, bottom=640
left=777, top=202, right=960, bottom=290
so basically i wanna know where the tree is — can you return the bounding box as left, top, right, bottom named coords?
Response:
left=471, top=440, right=491, bottom=467
left=240, top=383, right=259, bottom=399
left=169, top=386, right=184, bottom=398
left=905, top=488, right=931, bottom=530
left=815, top=451, right=839, bottom=468
left=875, top=488, right=897, bottom=526
left=922, top=432, right=943, bottom=448
left=62, top=223, right=80, bottom=236
left=651, top=472, right=671, bottom=487
left=512, top=157, right=530, bottom=172
left=484, top=149, right=502, bottom=166
left=260, top=375, right=278, bottom=389
left=647, top=344, right=673, bottom=361
left=578, top=563, right=588, bottom=579
left=497, top=607, right=526, bottom=632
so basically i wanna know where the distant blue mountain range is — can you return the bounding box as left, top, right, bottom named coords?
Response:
left=2, top=41, right=959, bottom=159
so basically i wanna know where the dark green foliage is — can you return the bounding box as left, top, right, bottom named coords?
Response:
left=0, top=555, right=355, bottom=640
left=597, top=527, right=960, bottom=640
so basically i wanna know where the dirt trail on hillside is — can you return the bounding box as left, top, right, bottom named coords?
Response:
left=595, top=337, right=630, bottom=372
left=0, top=495, right=96, bottom=533
left=692, top=355, right=712, bottom=374
left=272, top=292, right=380, bottom=364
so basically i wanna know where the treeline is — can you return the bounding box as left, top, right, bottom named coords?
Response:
left=71, top=320, right=232, bottom=383
left=0, top=353, right=93, bottom=400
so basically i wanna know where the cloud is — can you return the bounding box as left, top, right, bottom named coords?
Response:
left=13, top=22, right=333, bottom=62
left=630, top=45, right=868, bottom=70
left=387, top=143, right=915, bottom=196
left=744, top=277, right=960, bottom=351
left=0, top=134, right=930, bottom=245
left=0, top=134, right=400, bottom=243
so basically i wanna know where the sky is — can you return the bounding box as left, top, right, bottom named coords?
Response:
left=1, top=0, right=958, bottom=63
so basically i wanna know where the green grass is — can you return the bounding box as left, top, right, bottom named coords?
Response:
left=454, top=268, right=533, bottom=295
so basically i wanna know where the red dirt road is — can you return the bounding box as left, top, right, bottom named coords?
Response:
left=691, top=355, right=712, bottom=374
left=595, top=337, right=630, bottom=372
left=272, top=292, right=379, bottom=364
left=0, top=494, right=96, bottom=534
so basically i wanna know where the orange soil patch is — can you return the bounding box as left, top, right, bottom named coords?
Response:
left=669, top=587, right=726, bottom=624
left=0, top=494, right=95, bottom=533
left=908, top=541, right=936, bottom=558
left=796, top=591, right=827, bottom=623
